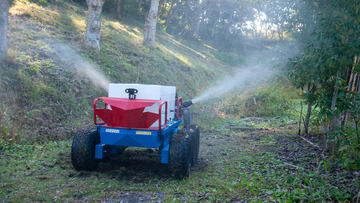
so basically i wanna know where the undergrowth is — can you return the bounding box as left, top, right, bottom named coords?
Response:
left=0, top=126, right=357, bottom=201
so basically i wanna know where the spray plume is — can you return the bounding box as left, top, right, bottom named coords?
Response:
left=192, top=65, right=274, bottom=104
left=49, top=42, right=110, bottom=91
left=191, top=42, right=299, bottom=104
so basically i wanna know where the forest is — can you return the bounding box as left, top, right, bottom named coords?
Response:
left=0, top=0, right=359, bottom=201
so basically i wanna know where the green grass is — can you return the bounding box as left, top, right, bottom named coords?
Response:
left=7, top=0, right=228, bottom=93
left=0, top=0, right=232, bottom=144
left=0, top=1, right=356, bottom=201
left=0, top=126, right=355, bottom=201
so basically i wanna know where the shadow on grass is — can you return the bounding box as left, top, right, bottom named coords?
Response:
left=99, top=149, right=169, bottom=181
left=58, top=148, right=209, bottom=182
left=58, top=10, right=82, bottom=40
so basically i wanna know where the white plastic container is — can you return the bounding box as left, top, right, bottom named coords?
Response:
left=108, top=83, right=177, bottom=123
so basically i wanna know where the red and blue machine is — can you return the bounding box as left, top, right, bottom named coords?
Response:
left=93, top=96, right=182, bottom=164
left=71, top=84, right=199, bottom=179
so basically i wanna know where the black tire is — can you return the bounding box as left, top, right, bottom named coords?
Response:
left=168, top=129, right=191, bottom=179
left=190, top=124, right=200, bottom=165
left=71, top=129, right=100, bottom=171
left=117, top=146, right=127, bottom=154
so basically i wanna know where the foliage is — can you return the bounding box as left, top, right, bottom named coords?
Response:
left=220, top=79, right=297, bottom=118
left=82, top=0, right=300, bottom=51
left=162, top=0, right=262, bottom=50
left=286, top=0, right=360, bottom=170
left=331, top=125, right=360, bottom=170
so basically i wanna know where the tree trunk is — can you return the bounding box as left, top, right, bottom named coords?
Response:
left=356, top=76, right=360, bottom=144
left=278, top=26, right=283, bottom=40
left=84, top=0, right=105, bottom=51
left=116, top=0, right=121, bottom=20
left=326, top=71, right=340, bottom=152
left=138, top=0, right=143, bottom=13
left=344, top=56, right=359, bottom=124
left=304, top=84, right=316, bottom=135
left=0, top=0, right=9, bottom=61
left=165, top=1, right=175, bottom=32
left=304, top=102, right=313, bottom=135
left=298, top=100, right=303, bottom=136
left=193, top=0, right=202, bottom=38
left=143, top=0, right=160, bottom=47
left=330, top=71, right=340, bottom=132
left=211, top=22, right=217, bottom=39
left=265, top=23, right=268, bottom=39
left=355, top=114, right=360, bottom=145
left=158, top=0, right=167, bottom=17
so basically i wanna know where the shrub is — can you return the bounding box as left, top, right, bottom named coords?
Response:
left=223, top=84, right=295, bottom=117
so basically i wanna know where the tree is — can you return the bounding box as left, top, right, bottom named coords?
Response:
left=287, top=0, right=360, bottom=160
left=84, top=0, right=105, bottom=51
left=143, top=0, right=160, bottom=46
left=164, top=0, right=176, bottom=32
left=193, top=0, right=202, bottom=38
left=116, top=0, right=122, bottom=20
left=0, top=0, right=9, bottom=61
left=288, top=50, right=320, bottom=135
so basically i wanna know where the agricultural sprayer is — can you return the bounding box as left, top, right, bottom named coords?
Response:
left=71, top=84, right=200, bottom=179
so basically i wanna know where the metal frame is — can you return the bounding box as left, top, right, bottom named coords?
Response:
left=93, top=97, right=185, bottom=164
left=95, top=120, right=181, bottom=164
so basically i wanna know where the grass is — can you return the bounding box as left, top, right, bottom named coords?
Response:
left=0, top=0, right=233, bottom=144
left=1, top=0, right=356, bottom=201
left=0, top=122, right=356, bottom=201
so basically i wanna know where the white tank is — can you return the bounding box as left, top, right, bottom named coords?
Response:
left=108, top=83, right=177, bottom=123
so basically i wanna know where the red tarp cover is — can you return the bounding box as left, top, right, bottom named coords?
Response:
left=94, top=97, right=164, bottom=129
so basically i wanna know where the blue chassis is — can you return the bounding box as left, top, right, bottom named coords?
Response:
left=95, top=119, right=182, bottom=164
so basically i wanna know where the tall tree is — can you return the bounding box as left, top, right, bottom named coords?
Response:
left=0, top=0, right=9, bottom=61
left=288, top=0, right=360, bottom=148
left=84, top=0, right=105, bottom=51
left=116, top=0, right=122, bottom=20
left=143, top=0, right=160, bottom=46
left=193, top=0, right=202, bottom=38
left=138, top=0, right=143, bottom=13
left=164, top=1, right=177, bottom=33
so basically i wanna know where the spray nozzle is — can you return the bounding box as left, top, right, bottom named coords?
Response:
left=183, top=100, right=193, bottom=108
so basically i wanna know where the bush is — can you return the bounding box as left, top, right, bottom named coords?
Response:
left=331, top=124, right=360, bottom=170
left=223, top=84, right=295, bottom=117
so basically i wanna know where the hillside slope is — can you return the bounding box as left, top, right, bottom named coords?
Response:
left=0, top=0, right=231, bottom=144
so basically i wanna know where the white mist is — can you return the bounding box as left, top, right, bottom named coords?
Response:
left=49, top=42, right=110, bottom=91
left=192, top=65, right=274, bottom=104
